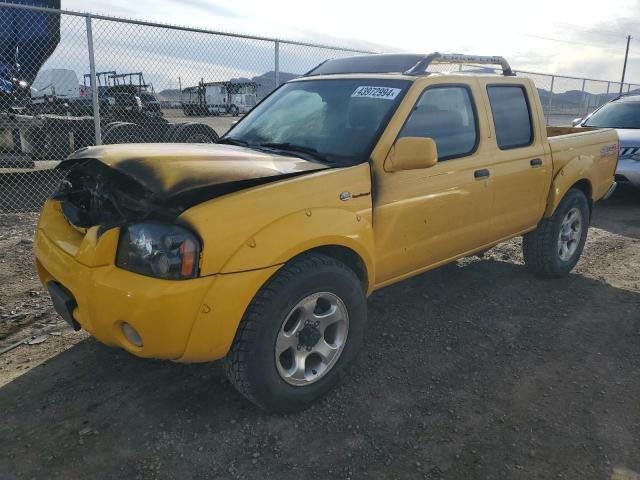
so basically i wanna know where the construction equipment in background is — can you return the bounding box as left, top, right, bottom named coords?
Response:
left=82, top=71, right=162, bottom=114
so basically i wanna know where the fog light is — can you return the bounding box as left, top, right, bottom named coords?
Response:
left=121, top=322, right=143, bottom=347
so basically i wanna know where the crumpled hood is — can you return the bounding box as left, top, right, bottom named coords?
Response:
left=63, top=142, right=329, bottom=199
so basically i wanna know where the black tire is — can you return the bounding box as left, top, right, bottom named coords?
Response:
left=29, top=126, right=68, bottom=160
left=102, top=121, right=125, bottom=132
left=522, top=188, right=590, bottom=277
left=228, top=104, right=239, bottom=116
left=100, top=121, right=128, bottom=144
left=224, top=252, right=367, bottom=413
left=102, top=122, right=142, bottom=144
left=169, top=122, right=219, bottom=143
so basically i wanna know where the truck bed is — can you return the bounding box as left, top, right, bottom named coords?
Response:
left=546, top=126, right=618, bottom=202
left=546, top=126, right=595, bottom=137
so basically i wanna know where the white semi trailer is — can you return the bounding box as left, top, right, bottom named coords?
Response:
left=182, top=81, right=258, bottom=117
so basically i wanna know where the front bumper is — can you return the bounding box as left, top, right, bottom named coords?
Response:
left=617, top=158, right=640, bottom=187
left=35, top=200, right=280, bottom=362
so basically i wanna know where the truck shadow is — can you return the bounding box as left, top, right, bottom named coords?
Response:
left=1, top=259, right=639, bottom=479
left=592, top=185, right=640, bottom=239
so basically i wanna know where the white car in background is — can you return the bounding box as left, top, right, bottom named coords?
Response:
left=575, top=95, right=640, bottom=188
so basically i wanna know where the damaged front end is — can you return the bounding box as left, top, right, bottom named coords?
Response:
left=50, top=159, right=203, bottom=280
left=51, top=144, right=329, bottom=229
left=53, top=159, right=179, bottom=228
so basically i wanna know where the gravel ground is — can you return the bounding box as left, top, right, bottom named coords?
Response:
left=0, top=188, right=639, bottom=480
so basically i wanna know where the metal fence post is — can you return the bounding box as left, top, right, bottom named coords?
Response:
left=546, top=76, right=555, bottom=126
left=86, top=15, right=101, bottom=145
left=274, top=40, right=280, bottom=89
left=580, top=78, right=587, bottom=117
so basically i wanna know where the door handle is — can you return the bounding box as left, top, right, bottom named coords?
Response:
left=474, top=169, right=490, bottom=179
left=530, top=158, right=543, bottom=167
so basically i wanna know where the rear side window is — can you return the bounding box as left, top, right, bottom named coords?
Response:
left=399, top=85, right=478, bottom=160
left=487, top=85, right=533, bottom=149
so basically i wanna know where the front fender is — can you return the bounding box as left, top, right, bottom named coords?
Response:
left=544, top=155, right=594, bottom=217
left=220, top=207, right=375, bottom=289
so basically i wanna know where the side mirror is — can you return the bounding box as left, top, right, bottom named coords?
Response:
left=385, top=137, right=438, bottom=172
left=571, top=118, right=582, bottom=127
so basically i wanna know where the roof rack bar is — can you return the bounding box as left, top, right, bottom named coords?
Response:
left=304, top=59, right=328, bottom=76
left=405, top=52, right=514, bottom=76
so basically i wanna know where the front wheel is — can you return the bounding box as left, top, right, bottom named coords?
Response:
left=224, top=253, right=367, bottom=412
left=522, top=188, right=590, bottom=277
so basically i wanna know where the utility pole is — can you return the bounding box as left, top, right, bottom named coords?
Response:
left=619, top=35, right=631, bottom=94
left=178, top=76, right=182, bottom=93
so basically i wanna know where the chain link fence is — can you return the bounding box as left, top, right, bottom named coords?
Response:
left=0, top=2, right=372, bottom=212
left=1, top=1, right=638, bottom=213
left=451, top=64, right=640, bottom=125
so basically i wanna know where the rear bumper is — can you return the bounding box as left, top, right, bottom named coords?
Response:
left=35, top=201, right=280, bottom=362
left=602, top=181, right=617, bottom=200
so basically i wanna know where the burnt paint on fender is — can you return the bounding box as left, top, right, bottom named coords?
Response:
left=65, top=143, right=329, bottom=200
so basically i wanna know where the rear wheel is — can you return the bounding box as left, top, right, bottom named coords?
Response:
left=522, top=188, right=590, bottom=277
left=224, top=253, right=367, bottom=412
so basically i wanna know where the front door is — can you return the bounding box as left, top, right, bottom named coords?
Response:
left=373, top=81, right=494, bottom=286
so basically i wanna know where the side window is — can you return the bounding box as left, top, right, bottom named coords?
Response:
left=487, top=85, right=533, bottom=149
left=399, top=85, right=478, bottom=160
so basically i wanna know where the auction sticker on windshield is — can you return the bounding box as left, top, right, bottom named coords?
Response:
left=351, top=86, right=401, bottom=100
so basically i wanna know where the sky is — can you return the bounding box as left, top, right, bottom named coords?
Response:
left=44, top=0, right=640, bottom=91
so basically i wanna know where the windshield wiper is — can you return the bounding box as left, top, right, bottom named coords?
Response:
left=217, top=137, right=249, bottom=146
left=257, top=142, right=334, bottom=163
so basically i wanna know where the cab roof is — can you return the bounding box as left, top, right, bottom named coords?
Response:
left=303, top=53, right=514, bottom=77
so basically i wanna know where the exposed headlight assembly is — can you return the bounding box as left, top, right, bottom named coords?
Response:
left=116, top=223, right=201, bottom=279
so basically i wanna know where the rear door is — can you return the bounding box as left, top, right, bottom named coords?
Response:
left=477, top=79, right=550, bottom=238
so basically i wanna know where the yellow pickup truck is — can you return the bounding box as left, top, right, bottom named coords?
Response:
left=35, top=53, right=618, bottom=412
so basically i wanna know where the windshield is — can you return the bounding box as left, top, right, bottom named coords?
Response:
left=583, top=101, right=640, bottom=129
left=223, top=78, right=410, bottom=165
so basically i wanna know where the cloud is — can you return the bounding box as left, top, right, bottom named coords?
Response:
left=37, top=9, right=368, bottom=92
left=27, top=0, right=640, bottom=92
left=510, top=0, right=639, bottom=83
left=168, top=0, right=242, bottom=19
left=64, top=0, right=141, bottom=18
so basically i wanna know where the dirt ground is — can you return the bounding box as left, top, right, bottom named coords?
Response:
left=0, top=188, right=639, bottom=480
